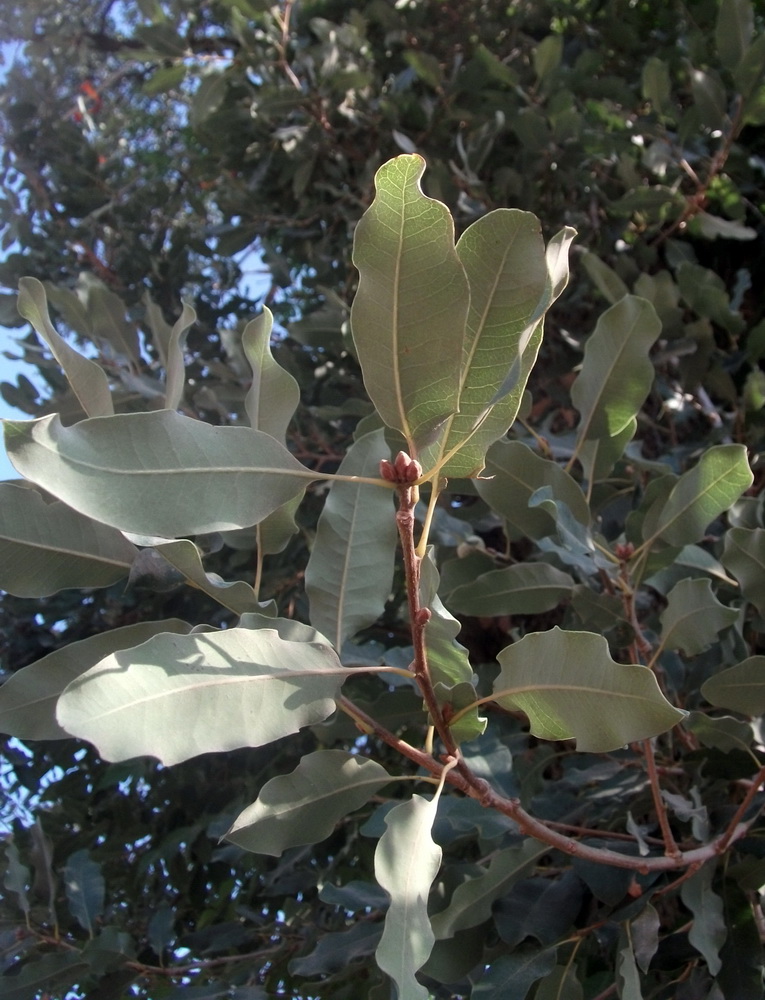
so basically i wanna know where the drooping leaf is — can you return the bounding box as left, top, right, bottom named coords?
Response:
left=226, top=750, right=390, bottom=856
left=571, top=296, right=661, bottom=477
left=721, top=526, right=765, bottom=616
left=243, top=306, right=300, bottom=439
left=701, top=656, right=765, bottom=715
left=0, top=483, right=137, bottom=597
left=681, top=864, right=726, bottom=975
left=716, top=880, right=764, bottom=1000
left=493, top=628, right=685, bottom=752
left=616, top=924, right=644, bottom=1000
left=472, top=945, right=557, bottom=999
left=350, top=154, right=469, bottom=460
left=580, top=251, right=629, bottom=304
left=17, top=277, right=114, bottom=417
left=64, top=849, right=105, bottom=936
left=659, top=578, right=738, bottom=655
left=445, top=562, right=574, bottom=617
left=162, top=300, right=196, bottom=411
left=642, top=445, right=753, bottom=548
left=152, top=538, right=263, bottom=615
left=56, top=628, right=350, bottom=764
left=3, top=838, right=31, bottom=920
left=631, top=904, right=660, bottom=974
left=0, top=619, right=193, bottom=740
left=431, top=840, right=547, bottom=939
left=716, top=0, right=754, bottom=70
left=429, top=211, right=572, bottom=477
left=4, top=411, right=317, bottom=536
left=374, top=794, right=442, bottom=1000
left=477, top=440, right=590, bottom=541
left=305, top=430, right=397, bottom=649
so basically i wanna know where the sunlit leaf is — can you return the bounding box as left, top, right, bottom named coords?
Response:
left=701, top=656, right=765, bottom=715
left=493, top=628, right=685, bottom=752
left=0, top=619, right=193, bottom=741
left=243, top=306, right=300, bottom=440
left=163, top=300, right=196, bottom=411
left=17, top=277, right=114, bottom=418
left=4, top=411, right=317, bottom=536
left=659, top=578, right=738, bottom=655
left=642, top=445, right=753, bottom=548
left=226, top=750, right=390, bottom=856
left=57, top=628, right=350, bottom=764
left=350, top=154, right=469, bottom=459
left=0, top=483, right=137, bottom=597
left=375, top=794, right=442, bottom=1000
left=306, top=430, right=397, bottom=649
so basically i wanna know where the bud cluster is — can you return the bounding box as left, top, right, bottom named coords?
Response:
left=380, top=450, right=423, bottom=484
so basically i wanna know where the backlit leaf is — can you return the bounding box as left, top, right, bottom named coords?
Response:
left=226, top=750, right=390, bottom=856
left=306, top=430, right=397, bottom=649
left=4, top=411, right=317, bottom=536
left=659, top=578, right=738, bottom=655
left=17, top=277, right=114, bottom=418
left=0, top=483, right=137, bottom=597
left=57, top=628, right=350, bottom=764
left=493, top=628, right=685, bottom=752
left=0, top=619, right=193, bottom=740
left=350, top=154, right=469, bottom=460
left=375, top=794, right=442, bottom=1000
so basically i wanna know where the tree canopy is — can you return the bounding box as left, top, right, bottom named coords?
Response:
left=1, top=1, right=765, bottom=998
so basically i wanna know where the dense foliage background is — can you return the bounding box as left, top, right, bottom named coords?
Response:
left=1, top=1, right=765, bottom=997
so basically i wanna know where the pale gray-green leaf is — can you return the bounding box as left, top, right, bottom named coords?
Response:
left=163, top=300, right=196, bottom=410
left=644, top=445, right=753, bottom=547
left=681, top=864, right=726, bottom=974
left=350, top=154, right=469, bottom=459
left=580, top=251, right=629, bottom=304
left=0, top=619, right=193, bottom=740
left=5, top=411, right=316, bottom=536
left=721, top=526, right=765, bottom=616
left=57, top=628, right=349, bottom=764
left=306, top=430, right=396, bottom=649
left=701, top=656, right=765, bottom=715
left=432, top=840, right=546, bottom=939
left=0, top=483, right=137, bottom=597
left=616, top=926, right=644, bottom=1000
left=153, top=538, right=262, bottom=615
left=226, top=750, right=390, bottom=856
left=243, top=306, right=300, bottom=439
left=64, top=849, right=105, bottom=935
left=375, top=794, right=441, bottom=1000
left=659, top=578, right=738, bottom=655
left=493, top=628, right=685, bottom=752
left=17, top=277, right=114, bottom=418
left=446, top=562, right=574, bottom=617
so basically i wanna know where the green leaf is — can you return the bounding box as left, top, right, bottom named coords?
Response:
left=64, top=849, right=105, bottom=935
left=642, top=57, right=672, bottom=115
left=4, top=411, right=316, bottom=536
left=0, top=483, right=137, bottom=597
left=616, top=924, right=644, bottom=1000
left=17, top=276, right=114, bottom=417
left=571, top=296, right=661, bottom=471
left=684, top=712, right=753, bottom=753
left=57, top=628, right=350, bottom=764
left=534, top=966, right=583, bottom=1000
left=493, top=628, right=685, bottom=752
left=289, top=921, right=383, bottom=977
left=152, top=538, right=263, bottom=615
left=78, top=275, right=141, bottom=363
left=642, top=445, right=753, bottom=548
left=3, top=838, right=30, bottom=920
left=0, top=620, right=193, bottom=740
left=350, top=154, right=469, bottom=459
left=243, top=306, right=300, bottom=440
left=701, top=656, right=765, bottom=715
left=472, top=946, right=557, bottom=999
left=225, top=750, right=390, bottom=856
left=690, top=68, right=727, bottom=131
left=721, top=526, right=765, bottom=616
left=716, top=881, right=764, bottom=1000
left=306, top=430, right=397, bottom=649
left=659, top=578, right=738, bottom=655
left=716, top=0, right=754, bottom=70
left=533, top=35, right=563, bottom=81
left=580, top=251, right=629, bottom=304
left=477, top=441, right=590, bottom=541
left=431, top=840, right=546, bottom=939
left=631, top=904, right=660, bottom=973
left=430, top=212, right=572, bottom=477
left=445, top=562, right=574, bottom=617
left=163, top=300, right=196, bottom=410
left=374, top=794, right=442, bottom=1000
left=0, top=954, right=89, bottom=1000
left=681, top=864, right=726, bottom=974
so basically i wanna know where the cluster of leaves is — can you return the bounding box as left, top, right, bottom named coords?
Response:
left=1, top=1, right=765, bottom=998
